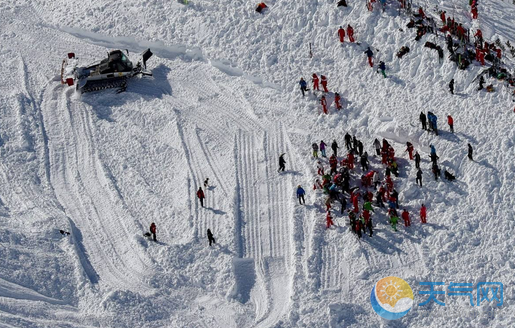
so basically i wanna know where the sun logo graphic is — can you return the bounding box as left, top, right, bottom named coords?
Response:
left=370, top=276, right=414, bottom=320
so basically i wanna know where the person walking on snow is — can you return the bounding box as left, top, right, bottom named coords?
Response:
left=278, top=153, right=286, bottom=172
left=312, top=142, right=319, bottom=158
left=389, top=215, right=399, bottom=231
left=447, top=115, right=454, bottom=133
left=321, top=75, right=329, bottom=92
left=320, top=140, right=327, bottom=157
left=320, top=96, right=328, bottom=114
left=420, top=204, right=427, bottom=223
left=468, top=143, right=473, bottom=160
left=331, top=140, right=339, bottom=156
left=347, top=25, right=355, bottom=42
left=197, top=187, right=205, bottom=207
left=207, top=228, right=216, bottom=246
left=449, top=79, right=455, bottom=94
left=299, top=78, right=308, bottom=97
left=297, top=185, right=306, bottom=205
left=406, top=142, right=414, bottom=160
left=365, top=47, right=374, bottom=67
left=338, top=26, right=345, bottom=43
left=416, top=168, right=423, bottom=186
left=149, top=222, right=157, bottom=241
left=334, top=92, right=342, bottom=110
left=402, top=209, right=411, bottom=227
left=344, top=133, right=352, bottom=150
left=312, top=73, right=319, bottom=91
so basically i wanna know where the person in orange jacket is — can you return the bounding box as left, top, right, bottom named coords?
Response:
left=321, top=75, right=328, bottom=92
left=320, top=96, right=328, bottom=114
left=447, top=115, right=454, bottom=133
left=197, top=187, right=205, bottom=207
left=149, top=222, right=157, bottom=241
left=401, top=209, right=411, bottom=227
left=338, top=26, right=345, bottom=43
left=347, top=25, right=355, bottom=42
left=334, top=92, right=342, bottom=110
left=420, top=204, right=427, bottom=223
left=312, top=73, right=320, bottom=91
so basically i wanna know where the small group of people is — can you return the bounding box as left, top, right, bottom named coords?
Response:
left=337, top=25, right=355, bottom=43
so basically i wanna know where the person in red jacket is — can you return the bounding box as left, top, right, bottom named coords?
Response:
left=326, top=211, right=335, bottom=229
left=321, top=75, right=328, bottom=92
left=338, top=26, right=345, bottom=43
left=312, top=73, right=320, bottom=91
left=471, top=4, right=478, bottom=19
left=440, top=11, right=446, bottom=25
left=457, top=24, right=466, bottom=42
left=401, top=209, right=411, bottom=227
left=347, top=152, right=355, bottom=169
left=320, top=96, right=328, bottom=114
left=447, top=115, right=454, bottom=133
left=334, top=92, right=342, bottom=110
left=405, top=142, right=414, bottom=160
left=474, top=29, right=483, bottom=44
left=149, top=222, right=157, bottom=241
left=347, top=25, right=355, bottom=42
left=420, top=204, right=427, bottom=223
left=418, top=7, right=426, bottom=19
left=478, top=50, right=485, bottom=65
left=197, top=187, right=205, bottom=207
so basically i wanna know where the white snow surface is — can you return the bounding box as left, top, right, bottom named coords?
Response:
left=0, top=0, right=514, bottom=327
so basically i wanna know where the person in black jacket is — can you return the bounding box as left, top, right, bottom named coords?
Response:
left=420, top=112, right=427, bottom=130
left=331, top=140, right=339, bottom=156
left=449, top=79, right=455, bottom=94
left=415, top=151, right=421, bottom=169
left=207, top=229, right=216, bottom=246
left=416, top=168, right=423, bottom=186
left=468, top=143, right=473, bottom=160
left=278, top=154, right=286, bottom=172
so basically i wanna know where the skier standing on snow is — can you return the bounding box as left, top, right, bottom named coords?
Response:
left=406, top=142, right=414, bottom=160
left=365, top=47, right=374, bottom=67
left=402, top=209, right=411, bottom=227
left=449, top=79, right=455, bottom=94
left=357, top=140, right=364, bottom=156
left=334, top=92, right=342, bottom=110
left=420, top=204, right=427, bottom=223
left=416, top=168, right=423, bottom=186
left=420, top=111, right=427, bottom=130
left=299, top=78, right=308, bottom=97
left=150, top=222, right=157, bottom=241
left=197, top=187, right=205, bottom=207
left=373, top=138, right=381, bottom=155
left=447, top=115, right=454, bottom=133
left=297, top=185, right=306, bottom=205
left=321, top=96, right=328, bottom=114
left=360, top=153, right=369, bottom=171
left=331, top=140, right=339, bottom=156
left=321, top=75, right=329, bottom=92
left=320, top=140, right=327, bottom=157
left=338, top=26, right=345, bottom=43
left=312, top=73, right=320, bottom=91
left=378, top=61, right=387, bottom=78
left=468, top=143, right=473, bottom=160
left=415, top=151, right=421, bottom=169
left=312, top=142, right=319, bottom=158
left=347, top=25, right=355, bottom=42
left=345, top=133, right=352, bottom=150
left=207, top=229, right=216, bottom=246
left=278, top=154, right=286, bottom=172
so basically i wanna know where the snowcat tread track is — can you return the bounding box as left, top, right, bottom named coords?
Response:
left=80, top=77, right=128, bottom=93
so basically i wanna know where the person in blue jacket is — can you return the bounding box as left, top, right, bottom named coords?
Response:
left=299, top=78, right=308, bottom=97
left=430, top=144, right=436, bottom=155
left=297, top=185, right=306, bottom=205
left=365, top=47, right=374, bottom=67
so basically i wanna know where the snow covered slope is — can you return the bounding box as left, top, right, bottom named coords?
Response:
left=0, top=0, right=514, bottom=327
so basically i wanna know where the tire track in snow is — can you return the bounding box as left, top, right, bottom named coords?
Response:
left=43, top=84, right=152, bottom=291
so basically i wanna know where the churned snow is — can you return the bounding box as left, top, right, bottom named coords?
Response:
left=0, top=0, right=514, bottom=327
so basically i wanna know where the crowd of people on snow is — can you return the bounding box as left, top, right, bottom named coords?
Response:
left=293, top=134, right=440, bottom=239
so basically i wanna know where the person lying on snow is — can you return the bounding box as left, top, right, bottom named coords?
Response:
left=397, top=46, right=410, bottom=58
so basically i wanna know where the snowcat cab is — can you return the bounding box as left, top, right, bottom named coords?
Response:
left=61, top=49, right=153, bottom=93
